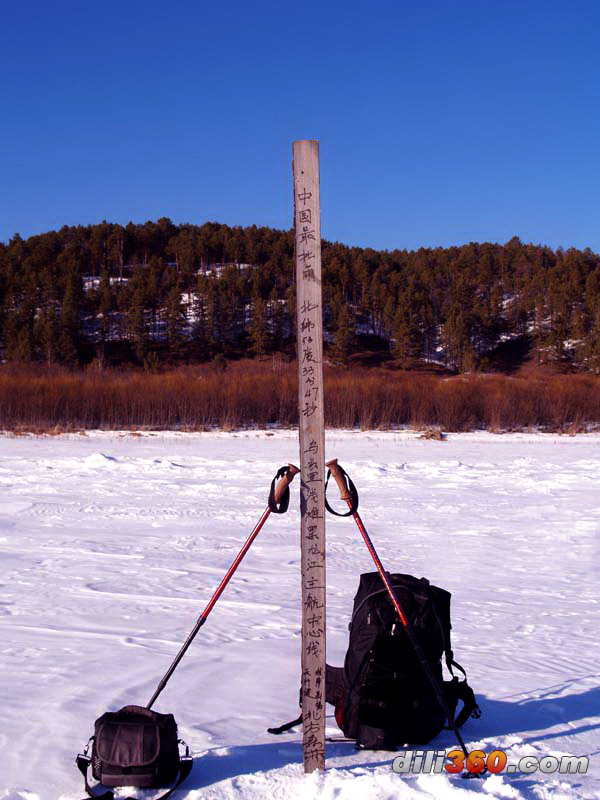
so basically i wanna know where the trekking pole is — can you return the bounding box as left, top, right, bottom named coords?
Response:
left=325, top=458, right=472, bottom=762
left=147, top=463, right=300, bottom=709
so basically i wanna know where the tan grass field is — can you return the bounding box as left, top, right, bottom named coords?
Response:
left=1, top=361, right=599, bottom=433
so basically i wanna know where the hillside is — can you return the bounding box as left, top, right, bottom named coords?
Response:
left=1, top=220, right=600, bottom=373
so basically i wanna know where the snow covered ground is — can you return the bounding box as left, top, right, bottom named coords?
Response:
left=0, top=429, right=598, bottom=800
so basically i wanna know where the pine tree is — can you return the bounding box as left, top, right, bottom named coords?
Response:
left=392, top=306, right=415, bottom=364
left=129, top=286, right=149, bottom=363
left=249, top=295, right=269, bottom=357
left=391, top=281, right=427, bottom=365
left=165, top=285, right=187, bottom=361
left=330, top=304, right=354, bottom=366
left=441, top=307, right=476, bottom=372
left=35, top=307, right=60, bottom=364
left=191, top=285, right=211, bottom=360
left=582, top=309, right=600, bottom=372
left=97, top=270, right=113, bottom=364
left=269, top=287, right=285, bottom=350
left=5, top=311, right=34, bottom=362
left=59, top=272, right=82, bottom=366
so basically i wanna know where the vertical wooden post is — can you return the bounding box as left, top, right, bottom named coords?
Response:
left=293, top=139, right=326, bottom=773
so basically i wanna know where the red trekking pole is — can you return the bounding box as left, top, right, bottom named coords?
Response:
left=325, top=459, right=472, bottom=762
left=147, top=463, right=300, bottom=709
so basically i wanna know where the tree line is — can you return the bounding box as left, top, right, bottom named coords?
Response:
left=1, top=217, right=600, bottom=372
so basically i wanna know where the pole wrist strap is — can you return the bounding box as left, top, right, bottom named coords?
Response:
left=324, top=465, right=359, bottom=516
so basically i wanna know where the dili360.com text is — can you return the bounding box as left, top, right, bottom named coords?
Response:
left=391, top=749, right=589, bottom=775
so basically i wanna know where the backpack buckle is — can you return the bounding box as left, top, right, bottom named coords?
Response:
left=82, top=736, right=94, bottom=756
left=178, top=738, right=191, bottom=758
left=75, top=752, right=92, bottom=781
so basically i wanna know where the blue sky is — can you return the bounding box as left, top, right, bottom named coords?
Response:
left=1, top=0, right=599, bottom=251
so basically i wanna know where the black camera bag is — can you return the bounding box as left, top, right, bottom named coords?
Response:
left=76, top=704, right=192, bottom=799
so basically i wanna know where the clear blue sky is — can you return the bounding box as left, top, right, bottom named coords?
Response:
left=2, top=0, right=599, bottom=251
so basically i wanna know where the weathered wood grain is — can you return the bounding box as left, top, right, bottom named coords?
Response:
left=293, top=139, right=326, bottom=773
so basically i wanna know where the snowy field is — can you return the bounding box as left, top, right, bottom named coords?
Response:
left=0, top=429, right=598, bottom=800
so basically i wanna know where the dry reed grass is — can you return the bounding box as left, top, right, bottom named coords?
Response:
left=1, top=362, right=599, bottom=432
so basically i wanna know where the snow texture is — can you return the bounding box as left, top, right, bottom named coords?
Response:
left=0, top=430, right=598, bottom=799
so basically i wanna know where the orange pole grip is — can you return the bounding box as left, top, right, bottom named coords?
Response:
left=325, top=458, right=352, bottom=502
left=274, top=463, right=300, bottom=504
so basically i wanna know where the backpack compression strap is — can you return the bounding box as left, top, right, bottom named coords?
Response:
left=267, top=686, right=304, bottom=735
left=76, top=750, right=193, bottom=800
left=444, top=655, right=482, bottom=726
left=324, top=464, right=359, bottom=516
left=444, top=678, right=482, bottom=729
left=267, top=713, right=303, bottom=735
left=440, top=622, right=482, bottom=725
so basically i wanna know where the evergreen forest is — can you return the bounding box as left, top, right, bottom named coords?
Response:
left=2, top=218, right=600, bottom=374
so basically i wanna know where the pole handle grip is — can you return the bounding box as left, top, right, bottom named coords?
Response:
left=274, top=463, right=300, bottom=504
left=325, top=458, right=352, bottom=502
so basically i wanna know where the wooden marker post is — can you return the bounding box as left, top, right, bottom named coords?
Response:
left=293, top=140, right=326, bottom=773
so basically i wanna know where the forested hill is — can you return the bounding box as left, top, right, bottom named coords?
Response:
left=1, top=218, right=600, bottom=372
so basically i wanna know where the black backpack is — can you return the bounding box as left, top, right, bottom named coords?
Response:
left=325, top=572, right=480, bottom=750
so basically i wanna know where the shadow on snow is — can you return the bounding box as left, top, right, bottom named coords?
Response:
left=181, top=685, right=598, bottom=795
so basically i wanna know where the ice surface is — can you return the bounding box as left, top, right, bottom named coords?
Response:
left=0, top=430, right=598, bottom=799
